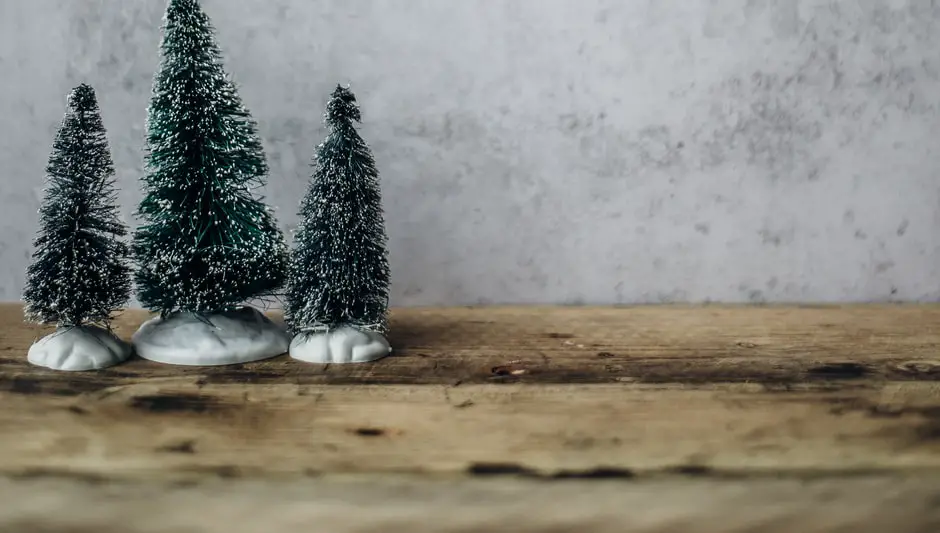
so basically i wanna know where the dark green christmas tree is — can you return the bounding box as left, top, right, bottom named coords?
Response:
left=284, top=86, right=390, bottom=334
left=133, top=0, right=287, bottom=317
left=23, top=84, right=131, bottom=327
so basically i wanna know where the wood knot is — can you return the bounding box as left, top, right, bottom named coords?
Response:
left=895, top=361, right=940, bottom=376
left=352, top=427, right=385, bottom=437
left=156, top=439, right=197, bottom=454
left=128, top=393, right=222, bottom=414
left=806, top=363, right=869, bottom=379
left=467, top=463, right=537, bottom=477
left=491, top=361, right=529, bottom=376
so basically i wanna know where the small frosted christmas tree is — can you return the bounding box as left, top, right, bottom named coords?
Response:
left=23, top=84, right=133, bottom=371
left=285, top=85, right=392, bottom=364
left=131, top=0, right=289, bottom=366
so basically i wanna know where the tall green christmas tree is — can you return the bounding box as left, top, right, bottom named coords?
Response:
left=133, top=0, right=287, bottom=317
left=23, top=83, right=131, bottom=328
left=285, top=85, right=391, bottom=335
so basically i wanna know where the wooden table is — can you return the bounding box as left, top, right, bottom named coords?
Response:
left=1, top=303, right=938, bottom=532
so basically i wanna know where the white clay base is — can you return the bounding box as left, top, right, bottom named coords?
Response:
left=132, top=307, right=289, bottom=366
left=290, top=327, right=391, bottom=364
left=28, top=325, right=131, bottom=371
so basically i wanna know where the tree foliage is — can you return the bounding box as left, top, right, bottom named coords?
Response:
left=133, top=0, right=287, bottom=316
left=23, top=84, right=131, bottom=327
left=285, top=85, right=390, bottom=333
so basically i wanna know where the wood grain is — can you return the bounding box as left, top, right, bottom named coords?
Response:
left=2, top=303, right=940, bottom=532
left=1, top=381, right=939, bottom=479
left=2, top=475, right=938, bottom=533
left=2, top=303, right=940, bottom=394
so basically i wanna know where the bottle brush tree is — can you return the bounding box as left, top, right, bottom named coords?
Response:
left=23, top=83, right=131, bottom=328
left=133, top=0, right=287, bottom=316
left=284, top=85, right=391, bottom=364
left=22, top=83, right=133, bottom=371
left=131, top=0, right=289, bottom=366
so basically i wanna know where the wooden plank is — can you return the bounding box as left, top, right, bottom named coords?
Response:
left=0, top=381, right=938, bottom=479
left=1, top=475, right=938, bottom=533
left=2, top=303, right=940, bottom=393
left=2, top=303, right=940, bottom=529
left=1, top=302, right=939, bottom=481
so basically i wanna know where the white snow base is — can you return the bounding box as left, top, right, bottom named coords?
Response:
left=290, top=326, right=391, bottom=364
left=28, top=325, right=131, bottom=371
left=132, top=307, right=289, bottom=366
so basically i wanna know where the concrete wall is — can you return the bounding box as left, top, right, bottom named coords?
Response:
left=1, top=0, right=938, bottom=306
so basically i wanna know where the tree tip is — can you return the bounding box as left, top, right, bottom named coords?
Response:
left=167, top=0, right=200, bottom=8
left=68, top=84, right=98, bottom=109
left=165, top=0, right=206, bottom=23
left=331, top=84, right=355, bottom=101
left=326, top=83, right=360, bottom=123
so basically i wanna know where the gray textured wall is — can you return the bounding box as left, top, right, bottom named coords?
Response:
left=1, top=0, right=938, bottom=306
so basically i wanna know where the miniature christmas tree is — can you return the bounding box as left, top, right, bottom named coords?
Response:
left=23, top=84, right=133, bottom=371
left=285, top=85, right=392, bottom=364
left=131, top=0, right=289, bottom=366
